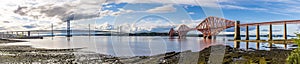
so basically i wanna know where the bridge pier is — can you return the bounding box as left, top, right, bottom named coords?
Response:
left=6, top=32, right=9, bottom=38
left=16, top=32, right=19, bottom=36
left=245, top=25, right=249, bottom=40
left=268, top=24, right=272, bottom=41
left=283, top=22, right=287, bottom=40
left=234, top=21, right=241, bottom=40
left=22, top=31, right=24, bottom=36
left=256, top=25, right=260, bottom=40
left=27, top=31, right=30, bottom=37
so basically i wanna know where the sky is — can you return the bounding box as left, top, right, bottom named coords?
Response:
left=0, top=0, right=300, bottom=35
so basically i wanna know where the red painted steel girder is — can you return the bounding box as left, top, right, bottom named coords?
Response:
left=196, top=16, right=235, bottom=36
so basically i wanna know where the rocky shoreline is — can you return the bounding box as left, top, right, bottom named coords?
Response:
left=0, top=39, right=26, bottom=43
left=0, top=45, right=124, bottom=63
left=0, top=39, right=294, bottom=63
left=0, top=45, right=293, bottom=64
left=118, top=45, right=293, bottom=64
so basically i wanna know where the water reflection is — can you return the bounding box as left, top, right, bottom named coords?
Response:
left=256, top=42, right=260, bottom=50
left=234, top=41, right=240, bottom=48
left=0, top=36, right=295, bottom=57
left=246, top=42, right=249, bottom=50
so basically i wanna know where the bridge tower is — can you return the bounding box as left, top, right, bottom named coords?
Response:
left=66, top=14, right=74, bottom=37
left=66, top=20, right=72, bottom=37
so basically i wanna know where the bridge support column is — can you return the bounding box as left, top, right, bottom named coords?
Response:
left=234, top=21, right=241, bottom=40
left=245, top=25, right=249, bottom=40
left=256, top=25, right=260, bottom=40
left=268, top=24, right=273, bottom=41
left=283, top=22, right=287, bottom=40
left=27, top=31, right=30, bottom=37
left=16, top=32, right=19, bottom=36
left=6, top=32, right=9, bottom=38
left=22, top=32, right=24, bottom=36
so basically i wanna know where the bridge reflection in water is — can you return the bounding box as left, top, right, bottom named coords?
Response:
left=234, top=41, right=289, bottom=50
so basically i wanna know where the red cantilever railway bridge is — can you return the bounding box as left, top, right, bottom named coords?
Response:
left=169, top=16, right=300, bottom=40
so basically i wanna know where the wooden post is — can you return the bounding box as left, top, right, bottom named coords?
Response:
left=269, top=43, right=272, bottom=49
left=284, top=43, right=287, bottom=49
left=246, top=42, right=249, bottom=50
left=234, top=41, right=240, bottom=48
left=256, top=42, right=260, bottom=50
left=283, top=22, right=287, bottom=40
left=234, top=21, right=241, bottom=40
left=256, top=25, right=260, bottom=40
left=268, top=24, right=272, bottom=41
left=245, top=25, right=249, bottom=40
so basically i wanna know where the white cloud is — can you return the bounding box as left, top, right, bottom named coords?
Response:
left=222, top=5, right=267, bottom=11
left=107, top=0, right=230, bottom=7
left=146, top=4, right=176, bottom=13
left=0, top=0, right=138, bottom=31
left=100, top=8, right=133, bottom=17
left=222, top=0, right=300, bottom=16
left=13, top=0, right=106, bottom=21
left=188, top=12, right=195, bottom=15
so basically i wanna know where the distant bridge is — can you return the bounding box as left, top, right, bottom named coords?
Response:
left=169, top=16, right=300, bottom=40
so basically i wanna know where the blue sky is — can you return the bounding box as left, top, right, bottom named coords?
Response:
left=0, top=0, right=300, bottom=35
left=99, top=0, right=300, bottom=23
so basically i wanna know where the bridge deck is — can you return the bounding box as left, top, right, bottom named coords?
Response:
left=239, top=20, right=300, bottom=26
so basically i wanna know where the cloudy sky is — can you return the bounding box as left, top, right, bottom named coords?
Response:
left=0, top=0, right=300, bottom=35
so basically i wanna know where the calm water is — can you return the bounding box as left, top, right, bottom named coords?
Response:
left=0, top=36, right=296, bottom=57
